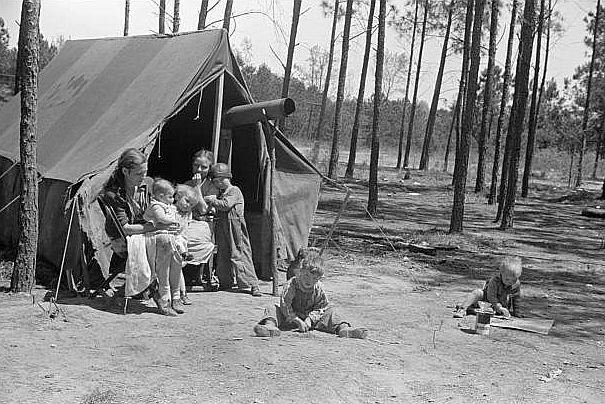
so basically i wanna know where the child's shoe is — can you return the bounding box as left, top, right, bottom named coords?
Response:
left=180, top=294, right=192, bottom=306
left=251, top=286, right=262, bottom=297
left=338, top=326, right=368, bottom=339
left=453, top=307, right=466, bottom=318
left=253, top=317, right=281, bottom=337
left=157, top=300, right=177, bottom=317
left=171, top=299, right=185, bottom=314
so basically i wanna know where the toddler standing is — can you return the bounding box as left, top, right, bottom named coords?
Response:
left=204, top=163, right=262, bottom=297
left=454, top=256, right=523, bottom=318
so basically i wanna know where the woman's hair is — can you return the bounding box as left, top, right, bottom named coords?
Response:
left=104, top=148, right=147, bottom=191
left=499, top=256, right=522, bottom=278
left=192, top=149, right=214, bottom=164
left=299, top=249, right=324, bottom=278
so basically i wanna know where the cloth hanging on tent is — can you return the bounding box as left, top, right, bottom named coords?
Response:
left=125, top=234, right=152, bottom=297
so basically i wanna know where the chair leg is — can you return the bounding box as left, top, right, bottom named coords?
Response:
left=89, top=271, right=122, bottom=299
left=123, top=297, right=130, bottom=315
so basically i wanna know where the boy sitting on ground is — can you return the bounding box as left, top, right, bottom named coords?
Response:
left=270, top=249, right=368, bottom=339
left=454, top=256, right=523, bottom=319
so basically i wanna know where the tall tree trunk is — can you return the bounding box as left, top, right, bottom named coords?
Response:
left=492, top=0, right=519, bottom=209
left=577, top=0, right=601, bottom=188
left=443, top=97, right=459, bottom=172
left=396, top=0, right=419, bottom=169
left=223, top=0, right=233, bottom=32
left=450, top=0, right=485, bottom=233
left=345, top=0, right=376, bottom=178
left=451, top=0, right=475, bottom=183
left=124, top=0, right=130, bottom=36
left=521, top=0, right=546, bottom=197
left=403, top=0, right=429, bottom=169
left=368, top=0, right=386, bottom=215
left=500, top=0, right=536, bottom=229
left=327, top=0, right=354, bottom=178
left=279, top=0, right=302, bottom=130
left=311, top=0, right=340, bottom=163
left=593, top=112, right=605, bottom=178
left=159, top=0, right=166, bottom=34
left=419, top=1, right=453, bottom=171
left=198, top=0, right=209, bottom=30
left=173, top=0, right=180, bottom=33
left=12, top=0, right=40, bottom=293
left=475, top=0, right=499, bottom=193
left=569, top=147, right=575, bottom=188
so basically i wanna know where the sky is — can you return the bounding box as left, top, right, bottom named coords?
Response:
left=0, top=0, right=599, bottom=107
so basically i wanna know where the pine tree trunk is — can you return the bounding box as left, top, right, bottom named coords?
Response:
left=327, top=0, right=354, bottom=179
left=345, top=0, right=376, bottom=178
left=198, top=0, right=209, bottom=30
left=492, top=0, right=519, bottom=209
left=396, top=0, right=419, bottom=169
left=443, top=96, right=459, bottom=172
left=311, top=0, right=340, bottom=163
left=223, top=0, right=233, bottom=32
left=124, top=0, right=130, bottom=36
left=173, top=0, right=180, bottom=33
left=451, top=0, right=475, bottom=184
left=279, top=0, right=302, bottom=131
left=521, top=0, right=546, bottom=198
left=403, top=0, right=429, bottom=169
left=500, top=0, right=536, bottom=230
left=419, top=1, right=453, bottom=171
left=577, top=0, right=601, bottom=188
left=368, top=0, right=386, bottom=215
left=593, top=112, right=605, bottom=178
left=450, top=0, right=485, bottom=233
left=159, top=0, right=166, bottom=34
left=475, top=0, right=499, bottom=193
left=11, top=0, right=40, bottom=293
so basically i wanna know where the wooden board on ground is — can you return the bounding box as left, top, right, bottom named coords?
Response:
left=491, top=317, right=554, bottom=335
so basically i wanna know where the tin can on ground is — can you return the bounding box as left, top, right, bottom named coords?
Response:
left=475, top=309, right=493, bottom=336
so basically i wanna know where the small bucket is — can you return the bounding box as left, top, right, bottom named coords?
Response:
left=475, top=309, right=493, bottom=336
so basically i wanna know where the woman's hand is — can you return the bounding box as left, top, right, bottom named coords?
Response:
left=192, top=173, right=203, bottom=187
left=154, top=222, right=180, bottom=233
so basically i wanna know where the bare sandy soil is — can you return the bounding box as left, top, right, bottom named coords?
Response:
left=1, top=169, right=605, bottom=404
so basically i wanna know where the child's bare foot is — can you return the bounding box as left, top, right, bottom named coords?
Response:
left=338, top=326, right=368, bottom=339
left=253, top=317, right=281, bottom=337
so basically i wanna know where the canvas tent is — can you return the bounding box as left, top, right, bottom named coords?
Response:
left=0, top=29, right=321, bottom=288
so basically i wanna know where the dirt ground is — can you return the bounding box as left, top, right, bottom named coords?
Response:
left=1, top=169, right=605, bottom=404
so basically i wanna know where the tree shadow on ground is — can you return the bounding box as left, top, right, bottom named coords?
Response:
left=315, top=173, right=605, bottom=340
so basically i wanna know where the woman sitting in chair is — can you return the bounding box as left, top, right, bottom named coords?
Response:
left=101, top=148, right=182, bottom=316
left=182, top=149, right=220, bottom=290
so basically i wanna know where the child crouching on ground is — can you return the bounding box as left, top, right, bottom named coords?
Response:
left=454, top=256, right=522, bottom=319
left=273, top=249, right=368, bottom=338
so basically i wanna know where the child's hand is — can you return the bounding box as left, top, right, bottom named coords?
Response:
left=295, top=317, right=310, bottom=333
left=204, top=195, right=217, bottom=205
left=499, top=307, right=511, bottom=318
